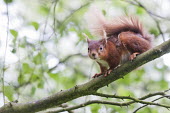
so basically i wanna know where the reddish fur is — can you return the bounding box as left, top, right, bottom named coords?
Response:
left=105, top=41, right=120, bottom=69
left=92, top=41, right=120, bottom=78
left=86, top=11, right=152, bottom=78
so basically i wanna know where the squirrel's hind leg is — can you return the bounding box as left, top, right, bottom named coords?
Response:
left=119, top=31, right=151, bottom=60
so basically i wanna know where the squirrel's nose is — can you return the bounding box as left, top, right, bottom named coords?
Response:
left=92, top=53, right=96, bottom=57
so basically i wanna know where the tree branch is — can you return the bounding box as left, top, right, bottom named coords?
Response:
left=93, top=91, right=166, bottom=100
left=46, top=97, right=170, bottom=113
left=1, top=39, right=170, bottom=113
left=133, top=89, right=170, bottom=112
left=47, top=90, right=169, bottom=113
left=133, top=96, right=164, bottom=113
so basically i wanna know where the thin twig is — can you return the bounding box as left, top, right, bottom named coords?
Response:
left=124, top=0, right=167, bottom=41
left=83, top=61, right=95, bottom=113
left=124, top=0, right=170, bottom=20
left=93, top=91, right=165, bottom=100
left=48, top=53, right=87, bottom=72
left=59, top=2, right=91, bottom=32
left=1, top=2, right=10, bottom=105
left=58, top=104, right=74, bottom=113
left=155, top=20, right=165, bottom=40
left=39, top=3, right=53, bottom=93
left=134, top=0, right=166, bottom=41
left=52, top=0, right=59, bottom=38
left=133, top=89, right=170, bottom=113
left=133, top=96, right=164, bottom=113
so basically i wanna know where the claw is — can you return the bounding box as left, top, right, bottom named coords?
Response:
left=104, top=69, right=112, bottom=77
left=104, top=72, right=108, bottom=77
left=129, top=52, right=140, bottom=61
left=92, top=73, right=102, bottom=78
left=93, top=69, right=113, bottom=78
left=107, top=69, right=112, bottom=74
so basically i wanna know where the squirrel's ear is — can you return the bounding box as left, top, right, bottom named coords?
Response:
left=103, top=30, right=107, bottom=39
left=82, top=33, right=91, bottom=43
left=102, top=30, right=107, bottom=44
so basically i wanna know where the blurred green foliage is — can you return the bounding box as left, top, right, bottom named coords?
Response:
left=1, top=0, right=170, bottom=113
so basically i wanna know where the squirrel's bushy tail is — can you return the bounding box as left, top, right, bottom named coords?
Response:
left=85, top=8, right=152, bottom=42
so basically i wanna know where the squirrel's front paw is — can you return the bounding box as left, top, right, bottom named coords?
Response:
left=104, top=69, right=112, bottom=77
left=92, top=73, right=102, bottom=78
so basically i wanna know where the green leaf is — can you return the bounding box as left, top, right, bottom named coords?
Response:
left=68, top=27, right=77, bottom=32
left=4, top=0, right=13, bottom=4
left=136, top=7, right=145, bottom=15
left=48, top=73, right=59, bottom=81
left=4, top=86, right=14, bottom=101
left=30, top=22, right=39, bottom=31
left=39, top=6, right=49, bottom=15
left=33, top=53, right=41, bottom=64
left=91, top=104, right=100, bottom=113
left=11, top=48, right=16, bottom=53
left=158, top=80, right=168, bottom=89
left=22, top=63, right=32, bottom=74
left=18, top=74, right=25, bottom=84
left=117, top=85, right=134, bottom=96
left=37, top=81, right=44, bottom=88
left=31, top=86, right=36, bottom=95
left=102, top=9, right=106, bottom=16
left=10, top=29, right=18, bottom=38
left=31, top=74, right=39, bottom=81
left=149, top=28, right=159, bottom=36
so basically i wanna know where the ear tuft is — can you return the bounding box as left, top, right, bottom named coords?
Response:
left=103, top=30, right=107, bottom=39
left=82, top=33, right=91, bottom=43
left=102, top=30, right=107, bottom=44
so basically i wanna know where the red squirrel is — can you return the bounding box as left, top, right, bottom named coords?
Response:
left=83, top=10, right=152, bottom=78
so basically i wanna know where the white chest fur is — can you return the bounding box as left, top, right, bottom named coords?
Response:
left=96, top=59, right=109, bottom=69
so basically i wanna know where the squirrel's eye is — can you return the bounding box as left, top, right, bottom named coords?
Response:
left=100, top=46, right=103, bottom=51
left=88, top=48, right=90, bottom=51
